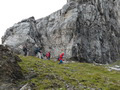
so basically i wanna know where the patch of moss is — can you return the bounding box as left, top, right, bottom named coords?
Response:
left=2, top=56, right=8, bottom=59
left=18, top=56, right=120, bottom=89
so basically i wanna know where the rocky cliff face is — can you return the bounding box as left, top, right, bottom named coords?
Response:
left=0, top=45, right=24, bottom=89
left=2, top=0, right=120, bottom=63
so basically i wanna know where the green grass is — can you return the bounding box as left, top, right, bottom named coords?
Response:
left=18, top=56, right=120, bottom=90
left=111, top=60, right=120, bottom=66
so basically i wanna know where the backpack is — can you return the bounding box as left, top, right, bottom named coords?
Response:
left=23, top=47, right=27, bottom=52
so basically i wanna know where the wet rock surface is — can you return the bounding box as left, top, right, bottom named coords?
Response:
left=108, top=65, right=120, bottom=71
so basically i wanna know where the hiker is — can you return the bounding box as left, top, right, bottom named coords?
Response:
left=40, top=51, right=44, bottom=59
left=58, top=53, right=64, bottom=64
left=34, top=46, right=42, bottom=59
left=23, top=46, right=27, bottom=56
left=57, top=55, right=60, bottom=61
left=46, top=52, right=51, bottom=60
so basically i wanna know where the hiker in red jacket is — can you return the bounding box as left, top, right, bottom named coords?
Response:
left=58, top=53, right=64, bottom=64
left=46, top=52, right=51, bottom=60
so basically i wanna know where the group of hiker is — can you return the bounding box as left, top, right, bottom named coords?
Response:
left=22, top=45, right=64, bottom=64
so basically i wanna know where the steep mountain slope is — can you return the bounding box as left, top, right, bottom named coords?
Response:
left=2, top=0, right=120, bottom=63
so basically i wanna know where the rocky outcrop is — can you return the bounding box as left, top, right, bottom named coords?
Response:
left=2, top=0, right=120, bottom=63
left=0, top=45, right=24, bottom=89
left=2, top=17, right=39, bottom=56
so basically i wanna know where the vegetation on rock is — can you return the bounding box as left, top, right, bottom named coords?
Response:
left=0, top=45, right=24, bottom=90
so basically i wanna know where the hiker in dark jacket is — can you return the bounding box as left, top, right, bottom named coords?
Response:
left=23, top=46, right=27, bottom=56
left=34, top=46, right=42, bottom=59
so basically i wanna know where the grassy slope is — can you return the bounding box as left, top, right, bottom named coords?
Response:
left=111, top=60, right=120, bottom=66
left=18, top=56, right=120, bottom=90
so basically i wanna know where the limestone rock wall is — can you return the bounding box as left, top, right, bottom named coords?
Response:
left=2, top=0, right=120, bottom=63
left=2, top=17, right=40, bottom=56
